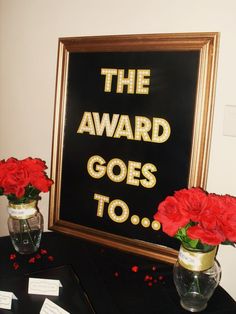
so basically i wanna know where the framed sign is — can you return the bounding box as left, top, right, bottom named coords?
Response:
left=49, top=33, right=219, bottom=264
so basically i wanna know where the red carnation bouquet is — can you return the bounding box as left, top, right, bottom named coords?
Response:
left=154, top=187, right=236, bottom=251
left=0, top=157, right=53, bottom=204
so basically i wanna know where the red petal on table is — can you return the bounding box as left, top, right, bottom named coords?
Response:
left=35, top=254, right=41, bottom=259
left=48, top=255, right=54, bottom=262
left=131, top=265, right=139, bottom=273
left=144, top=275, right=150, bottom=281
left=158, top=275, right=164, bottom=281
left=40, top=249, right=47, bottom=255
left=13, top=262, right=19, bottom=270
left=29, top=257, right=36, bottom=264
left=9, top=253, right=16, bottom=260
left=114, top=272, right=119, bottom=277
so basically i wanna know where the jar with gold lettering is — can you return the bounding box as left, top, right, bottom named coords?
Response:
left=7, top=200, right=44, bottom=254
left=173, top=245, right=221, bottom=312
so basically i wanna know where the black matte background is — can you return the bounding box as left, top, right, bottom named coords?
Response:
left=59, top=51, right=199, bottom=249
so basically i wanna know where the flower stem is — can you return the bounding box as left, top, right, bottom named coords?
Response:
left=20, top=220, right=24, bottom=243
left=24, top=219, right=36, bottom=247
left=194, top=274, right=201, bottom=293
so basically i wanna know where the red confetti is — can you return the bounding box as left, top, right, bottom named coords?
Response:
left=35, top=254, right=41, bottom=259
left=131, top=265, right=139, bottom=273
left=144, top=275, right=149, bottom=281
left=144, top=275, right=153, bottom=281
left=40, top=249, right=47, bottom=255
left=13, top=262, right=19, bottom=270
left=28, top=257, right=36, bottom=264
left=154, top=279, right=158, bottom=284
left=9, top=253, right=16, bottom=261
left=158, top=275, right=164, bottom=281
left=148, top=282, right=153, bottom=287
left=48, top=255, right=54, bottom=262
left=114, top=272, right=119, bottom=277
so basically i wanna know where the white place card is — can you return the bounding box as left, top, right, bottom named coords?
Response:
left=28, top=278, right=63, bottom=296
left=40, top=298, right=70, bottom=314
left=0, top=290, right=17, bottom=310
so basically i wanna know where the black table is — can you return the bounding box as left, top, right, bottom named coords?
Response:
left=0, top=232, right=235, bottom=314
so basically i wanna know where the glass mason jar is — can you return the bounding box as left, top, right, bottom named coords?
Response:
left=7, top=200, right=44, bottom=254
left=173, top=245, right=221, bottom=312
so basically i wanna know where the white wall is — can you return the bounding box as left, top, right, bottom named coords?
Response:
left=0, top=0, right=236, bottom=300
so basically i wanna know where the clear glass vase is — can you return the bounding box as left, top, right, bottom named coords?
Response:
left=173, top=245, right=221, bottom=312
left=7, top=200, right=44, bottom=255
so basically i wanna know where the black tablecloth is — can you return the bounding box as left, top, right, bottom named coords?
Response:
left=0, top=232, right=235, bottom=314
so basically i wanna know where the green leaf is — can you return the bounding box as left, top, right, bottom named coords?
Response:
left=188, top=239, right=199, bottom=248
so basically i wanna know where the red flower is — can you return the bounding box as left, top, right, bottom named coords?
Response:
left=29, top=172, right=53, bottom=192
left=187, top=224, right=225, bottom=246
left=22, top=157, right=47, bottom=173
left=194, top=194, right=221, bottom=231
left=153, top=187, right=236, bottom=248
left=22, top=157, right=53, bottom=192
left=0, top=157, right=53, bottom=202
left=154, top=196, right=190, bottom=236
left=174, top=188, right=208, bottom=222
left=217, top=195, right=236, bottom=242
left=0, top=158, right=30, bottom=198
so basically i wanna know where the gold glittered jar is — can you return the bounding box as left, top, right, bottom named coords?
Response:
left=7, top=200, right=44, bottom=254
left=173, top=245, right=221, bottom=312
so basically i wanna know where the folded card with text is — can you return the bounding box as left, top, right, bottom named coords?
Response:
left=28, top=278, right=63, bottom=296
left=40, top=298, right=70, bottom=314
left=0, top=290, right=17, bottom=310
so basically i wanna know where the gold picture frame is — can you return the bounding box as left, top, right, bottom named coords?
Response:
left=49, top=33, right=219, bottom=264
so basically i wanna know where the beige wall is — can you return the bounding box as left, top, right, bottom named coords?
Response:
left=0, top=0, right=236, bottom=300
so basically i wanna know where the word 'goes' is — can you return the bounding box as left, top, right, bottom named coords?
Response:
left=77, top=112, right=171, bottom=143
left=87, top=155, right=157, bottom=188
left=101, top=68, right=150, bottom=94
